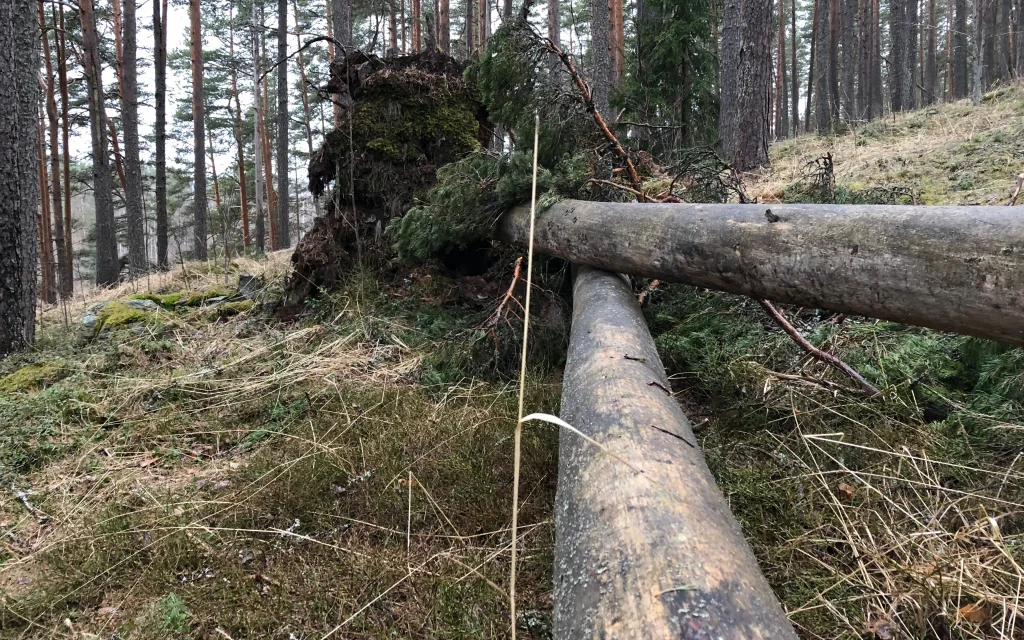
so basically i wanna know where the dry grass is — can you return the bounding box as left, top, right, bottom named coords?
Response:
left=1, top=258, right=560, bottom=639
left=749, top=83, right=1024, bottom=206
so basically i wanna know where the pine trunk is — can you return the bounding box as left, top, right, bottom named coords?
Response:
left=0, top=0, right=39, bottom=356
left=81, top=0, right=119, bottom=285
left=464, top=0, right=472, bottom=55
left=277, top=0, right=290, bottom=248
left=983, top=0, right=995, bottom=88
left=904, top=0, right=919, bottom=108
left=37, top=119, right=56, bottom=304
left=333, top=0, right=352, bottom=47
left=805, top=0, right=818, bottom=129
left=998, top=0, right=1011, bottom=80
left=413, top=0, right=421, bottom=52
left=859, top=0, right=872, bottom=118
left=890, top=0, right=907, bottom=110
left=590, top=0, right=611, bottom=116
left=39, top=0, right=70, bottom=297
left=842, top=0, right=857, bottom=120
left=953, top=0, right=968, bottom=96
left=122, top=0, right=147, bottom=275
left=190, top=0, right=208, bottom=259
left=973, top=0, right=985, bottom=104
left=815, top=0, right=832, bottom=130
left=777, top=0, right=789, bottom=138
left=871, top=0, right=885, bottom=115
left=57, top=2, right=73, bottom=276
left=154, top=0, right=169, bottom=268
left=229, top=7, right=251, bottom=248
left=720, top=0, right=772, bottom=169
left=925, top=0, right=937, bottom=102
left=440, top=0, right=449, bottom=54
left=252, top=4, right=266, bottom=252
left=791, top=0, right=800, bottom=130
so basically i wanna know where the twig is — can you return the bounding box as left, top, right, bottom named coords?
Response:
left=1008, top=173, right=1024, bottom=206
left=758, top=300, right=881, bottom=397
left=484, top=257, right=523, bottom=330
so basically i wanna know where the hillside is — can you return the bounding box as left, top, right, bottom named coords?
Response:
left=2, top=89, right=1024, bottom=639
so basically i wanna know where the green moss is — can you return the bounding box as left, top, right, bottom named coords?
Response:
left=125, top=291, right=187, bottom=308
left=0, top=362, right=67, bottom=393
left=205, top=300, right=254, bottom=319
left=97, top=301, right=150, bottom=330
left=182, top=285, right=232, bottom=306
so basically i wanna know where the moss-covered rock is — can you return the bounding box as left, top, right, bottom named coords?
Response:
left=182, top=285, right=233, bottom=306
left=0, top=362, right=67, bottom=393
left=125, top=291, right=187, bottom=308
left=205, top=300, right=255, bottom=320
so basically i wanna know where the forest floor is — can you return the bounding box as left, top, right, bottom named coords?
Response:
left=2, top=85, right=1024, bottom=639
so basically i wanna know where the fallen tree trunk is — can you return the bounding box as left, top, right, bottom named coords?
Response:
left=498, top=200, right=1024, bottom=346
left=554, top=266, right=797, bottom=639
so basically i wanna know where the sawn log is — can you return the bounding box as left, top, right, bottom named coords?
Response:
left=554, top=266, right=798, bottom=639
left=498, top=200, right=1024, bottom=345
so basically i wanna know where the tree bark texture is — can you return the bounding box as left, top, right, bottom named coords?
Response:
left=497, top=200, right=1024, bottom=346
left=973, top=0, right=985, bottom=104
left=0, top=0, right=39, bottom=356
left=190, top=0, right=208, bottom=259
left=253, top=4, right=266, bottom=252
left=590, top=0, right=611, bottom=116
left=39, top=0, right=70, bottom=297
left=871, top=0, right=885, bottom=115
left=815, top=0, right=833, bottom=129
left=552, top=266, right=799, bottom=639
left=80, top=0, right=119, bottom=285
left=122, top=0, right=147, bottom=275
left=57, top=2, right=73, bottom=278
left=719, top=0, right=772, bottom=170
left=154, top=0, right=169, bottom=268
left=791, top=0, right=800, bottom=130
left=333, top=0, right=352, bottom=48
left=278, top=0, right=290, bottom=248
left=953, top=0, right=969, bottom=96
left=859, top=0, right=873, bottom=118
left=776, top=0, right=789, bottom=139
left=842, top=0, right=858, bottom=120
left=925, top=0, right=938, bottom=102
left=805, top=0, right=818, bottom=129
left=829, top=0, right=841, bottom=121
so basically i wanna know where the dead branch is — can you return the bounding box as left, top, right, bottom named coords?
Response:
left=536, top=36, right=643, bottom=195
left=484, top=257, right=524, bottom=330
left=1008, top=173, right=1024, bottom=206
left=758, top=299, right=881, bottom=397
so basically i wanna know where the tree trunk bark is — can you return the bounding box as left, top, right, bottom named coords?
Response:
left=553, top=266, right=800, bottom=640
left=37, top=118, right=57, bottom=304
left=253, top=4, right=266, bottom=252
left=440, top=0, right=449, bottom=54
left=80, top=0, right=119, bottom=286
left=998, top=0, right=1012, bottom=80
left=57, top=1, right=73, bottom=277
left=39, top=0, right=70, bottom=297
left=0, top=0, right=39, bottom=356
left=590, top=0, right=611, bottom=116
left=791, top=0, right=800, bottom=130
left=154, top=0, right=169, bottom=268
left=464, top=0, right=472, bottom=55
left=953, top=0, right=969, bottom=96
left=829, top=0, right=842, bottom=121
left=413, top=0, right=421, bottom=52
left=719, top=0, right=772, bottom=169
left=777, top=0, right=789, bottom=139
left=497, top=199, right=1024, bottom=346
left=190, top=0, right=208, bottom=259
left=842, top=0, right=857, bottom=120
left=859, top=0, right=873, bottom=118
left=805, top=0, right=818, bottom=129
left=903, top=0, right=920, bottom=108
left=277, top=0, right=290, bottom=248
left=122, top=0, right=147, bottom=275
left=890, top=0, right=907, bottom=110
left=871, top=0, right=885, bottom=115
left=229, top=5, right=251, bottom=248
left=973, top=0, right=985, bottom=104
left=333, top=0, right=352, bottom=48
left=815, top=0, right=833, bottom=129
left=925, top=0, right=938, bottom=102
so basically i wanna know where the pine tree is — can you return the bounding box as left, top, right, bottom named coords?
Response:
left=841, top=0, right=858, bottom=119
left=57, top=1, right=73, bottom=277
left=777, top=0, right=790, bottom=138
left=39, top=0, right=70, bottom=297
left=277, top=0, right=290, bottom=248
left=952, top=0, right=968, bottom=97
left=122, top=0, right=147, bottom=275
left=191, top=0, right=209, bottom=259
left=925, top=0, right=938, bottom=103
left=792, top=0, right=800, bottom=131
left=81, top=0, right=119, bottom=285
left=590, top=0, right=611, bottom=115
left=814, top=0, right=832, bottom=129
left=0, top=0, right=39, bottom=356
left=155, top=0, right=169, bottom=268
left=720, top=0, right=772, bottom=169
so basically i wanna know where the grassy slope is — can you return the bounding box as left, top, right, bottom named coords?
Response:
left=0, top=255, right=561, bottom=639
left=648, top=86, right=1024, bottom=639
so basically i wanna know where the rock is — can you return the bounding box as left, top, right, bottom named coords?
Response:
left=123, top=298, right=160, bottom=312
left=238, top=273, right=264, bottom=299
